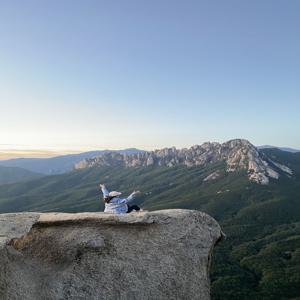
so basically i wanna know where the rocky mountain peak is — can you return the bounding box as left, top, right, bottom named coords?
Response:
left=75, top=139, right=292, bottom=184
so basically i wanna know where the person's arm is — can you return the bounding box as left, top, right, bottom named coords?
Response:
left=110, top=190, right=141, bottom=204
left=99, top=184, right=109, bottom=198
left=122, top=190, right=141, bottom=204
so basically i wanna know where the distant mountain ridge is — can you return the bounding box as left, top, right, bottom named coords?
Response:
left=0, top=165, right=41, bottom=185
left=0, top=148, right=142, bottom=175
left=75, top=139, right=293, bottom=184
left=1, top=143, right=297, bottom=177
left=258, top=145, right=300, bottom=153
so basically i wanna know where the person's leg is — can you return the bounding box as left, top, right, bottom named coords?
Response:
left=127, top=205, right=133, bottom=213
left=127, top=204, right=141, bottom=213
left=131, top=205, right=140, bottom=211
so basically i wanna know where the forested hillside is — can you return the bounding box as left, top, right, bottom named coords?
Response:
left=0, top=165, right=41, bottom=185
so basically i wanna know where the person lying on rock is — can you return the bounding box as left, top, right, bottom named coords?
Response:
left=99, top=184, right=142, bottom=214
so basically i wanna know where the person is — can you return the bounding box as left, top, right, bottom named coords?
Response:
left=99, top=184, right=142, bottom=214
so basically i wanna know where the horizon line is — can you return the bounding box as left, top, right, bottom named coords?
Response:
left=0, top=142, right=299, bottom=160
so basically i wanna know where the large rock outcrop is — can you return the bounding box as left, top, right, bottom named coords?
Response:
left=0, top=210, right=222, bottom=300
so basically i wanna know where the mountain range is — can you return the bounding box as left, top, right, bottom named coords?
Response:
left=0, top=139, right=299, bottom=299
left=0, top=148, right=142, bottom=175
left=258, top=145, right=300, bottom=153
left=0, top=165, right=42, bottom=185
left=75, top=139, right=293, bottom=185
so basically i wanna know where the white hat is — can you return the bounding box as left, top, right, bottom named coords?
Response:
left=109, top=191, right=122, bottom=197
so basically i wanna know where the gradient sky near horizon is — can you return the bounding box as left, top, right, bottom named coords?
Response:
left=1, top=0, right=300, bottom=156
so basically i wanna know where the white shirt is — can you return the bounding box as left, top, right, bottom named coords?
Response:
left=101, top=186, right=135, bottom=214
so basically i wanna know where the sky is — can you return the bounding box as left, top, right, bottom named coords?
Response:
left=0, top=0, right=300, bottom=158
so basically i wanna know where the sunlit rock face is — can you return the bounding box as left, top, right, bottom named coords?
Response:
left=75, top=139, right=292, bottom=184
left=0, top=210, right=222, bottom=300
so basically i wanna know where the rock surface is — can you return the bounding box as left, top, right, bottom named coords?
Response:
left=75, top=139, right=292, bottom=185
left=0, top=210, right=222, bottom=300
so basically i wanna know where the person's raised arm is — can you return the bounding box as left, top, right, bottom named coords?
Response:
left=124, top=190, right=141, bottom=203
left=112, top=190, right=141, bottom=204
left=99, top=184, right=109, bottom=198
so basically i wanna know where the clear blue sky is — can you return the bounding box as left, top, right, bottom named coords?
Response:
left=1, top=0, right=299, bottom=152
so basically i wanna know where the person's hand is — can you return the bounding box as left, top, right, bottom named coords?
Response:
left=99, top=183, right=105, bottom=189
left=133, top=190, right=141, bottom=195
